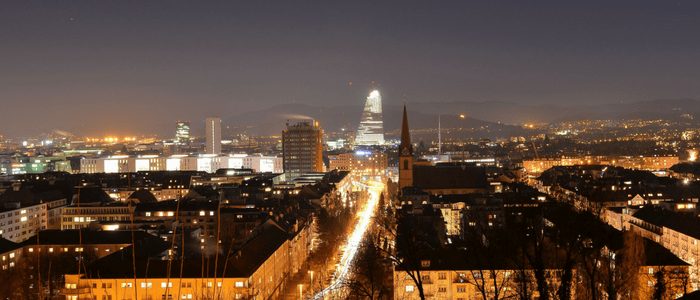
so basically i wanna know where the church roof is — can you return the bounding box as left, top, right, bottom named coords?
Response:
left=399, top=103, right=413, bottom=157
left=412, top=165, right=489, bottom=190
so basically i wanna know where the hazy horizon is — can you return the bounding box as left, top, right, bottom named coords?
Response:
left=2, top=1, right=700, bottom=137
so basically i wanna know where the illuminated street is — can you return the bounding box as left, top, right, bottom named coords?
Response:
left=311, top=180, right=384, bottom=299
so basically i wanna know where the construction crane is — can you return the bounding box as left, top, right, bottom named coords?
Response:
left=531, top=141, right=540, bottom=159
left=342, top=113, right=354, bottom=132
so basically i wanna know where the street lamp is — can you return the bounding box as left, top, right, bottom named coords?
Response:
left=309, top=270, right=314, bottom=292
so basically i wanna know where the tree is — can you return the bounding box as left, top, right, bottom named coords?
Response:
left=461, top=218, right=516, bottom=300
left=654, top=269, right=666, bottom=300
left=344, top=234, right=392, bottom=300
left=605, top=231, right=645, bottom=300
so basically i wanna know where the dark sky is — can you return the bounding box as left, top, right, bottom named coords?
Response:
left=2, top=1, right=700, bottom=138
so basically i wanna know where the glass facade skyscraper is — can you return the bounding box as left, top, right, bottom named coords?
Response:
left=355, top=90, right=385, bottom=146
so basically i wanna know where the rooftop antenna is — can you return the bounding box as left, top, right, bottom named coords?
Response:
left=438, top=114, right=441, bottom=156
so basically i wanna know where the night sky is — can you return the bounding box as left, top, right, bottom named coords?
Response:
left=2, top=1, right=700, bottom=138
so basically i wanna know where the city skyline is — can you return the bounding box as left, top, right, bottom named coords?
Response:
left=2, top=1, right=700, bottom=137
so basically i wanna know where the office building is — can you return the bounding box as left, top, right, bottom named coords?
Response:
left=79, top=154, right=282, bottom=174
left=205, top=117, right=221, bottom=154
left=355, top=90, right=385, bottom=145
left=282, top=121, right=323, bottom=181
left=175, top=120, right=190, bottom=144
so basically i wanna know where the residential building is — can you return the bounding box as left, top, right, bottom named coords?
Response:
left=206, top=117, right=221, bottom=154
left=282, top=121, right=323, bottom=181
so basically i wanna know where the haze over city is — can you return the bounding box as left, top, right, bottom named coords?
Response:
left=3, top=1, right=700, bottom=137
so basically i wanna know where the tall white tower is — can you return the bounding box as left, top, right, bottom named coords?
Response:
left=205, top=117, right=221, bottom=154
left=355, top=90, right=385, bottom=146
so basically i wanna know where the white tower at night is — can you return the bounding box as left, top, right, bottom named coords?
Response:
left=205, top=117, right=221, bottom=154
left=355, top=90, right=385, bottom=146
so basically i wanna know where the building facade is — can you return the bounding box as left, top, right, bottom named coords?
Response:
left=355, top=90, right=385, bottom=146
left=328, top=150, right=388, bottom=177
left=175, top=120, right=190, bottom=145
left=205, top=117, right=221, bottom=154
left=79, top=154, right=283, bottom=174
left=282, top=121, right=323, bottom=181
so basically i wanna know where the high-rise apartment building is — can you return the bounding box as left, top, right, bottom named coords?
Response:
left=355, top=90, right=385, bottom=145
left=175, top=121, right=190, bottom=144
left=282, top=121, right=323, bottom=180
left=205, top=117, right=221, bottom=154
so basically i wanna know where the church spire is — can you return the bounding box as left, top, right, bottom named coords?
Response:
left=400, top=101, right=412, bottom=157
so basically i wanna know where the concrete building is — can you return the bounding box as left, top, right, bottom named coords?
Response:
left=206, top=117, right=221, bottom=154
left=0, top=155, right=72, bottom=175
left=79, top=154, right=283, bottom=174
left=328, top=150, right=388, bottom=177
left=282, top=121, right=323, bottom=181
left=61, top=187, right=131, bottom=230
left=393, top=249, right=574, bottom=300
left=0, top=183, right=68, bottom=242
left=0, top=238, right=22, bottom=271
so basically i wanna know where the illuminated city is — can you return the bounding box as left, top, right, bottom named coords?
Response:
left=2, top=2, right=700, bottom=300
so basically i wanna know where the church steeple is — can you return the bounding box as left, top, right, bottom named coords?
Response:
left=399, top=102, right=413, bottom=157
left=399, top=101, right=414, bottom=190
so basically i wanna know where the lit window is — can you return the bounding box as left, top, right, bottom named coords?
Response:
left=405, top=285, right=414, bottom=292
left=235, top=282, right=244, bottom=287
left=161, top=282, right=172, bottom=288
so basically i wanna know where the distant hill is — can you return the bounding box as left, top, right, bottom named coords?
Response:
left=226, top=98, right=700, bottom=136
